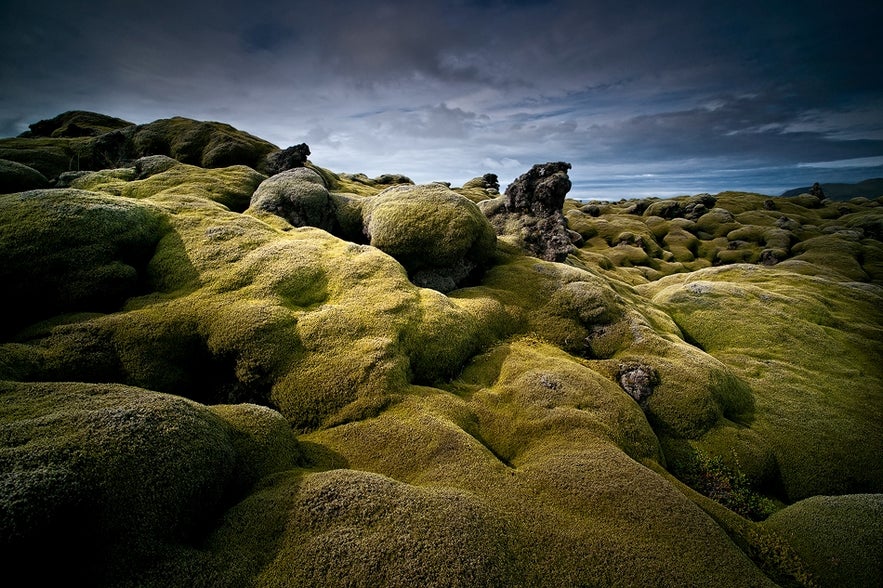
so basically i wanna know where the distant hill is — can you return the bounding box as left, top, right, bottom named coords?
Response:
left=781, top=178, right=883, bottom=200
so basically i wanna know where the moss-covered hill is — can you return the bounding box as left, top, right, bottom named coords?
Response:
left=1, top=113, right=881, bottom=587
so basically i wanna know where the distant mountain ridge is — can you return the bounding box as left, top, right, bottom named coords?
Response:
left=781, top=178, right=883, bottom=200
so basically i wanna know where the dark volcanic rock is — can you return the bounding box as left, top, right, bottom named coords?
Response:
left=482, top=173, right=500, bottom=192
left=265, top=144, right=311, bottom=175
left=483, top=162, right=577, bottom=262
left=505, top=161, right=572, bottom=216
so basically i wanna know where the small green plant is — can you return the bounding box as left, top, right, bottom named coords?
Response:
left=674, top=450, right=777, bottom=521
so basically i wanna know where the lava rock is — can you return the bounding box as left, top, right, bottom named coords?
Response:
left=505, top=161, right=572, bottom=216
left=265, top=144, right=311, bottom=175
left=483, top=162, right=577, bottom=262
left=617, top=363, right=659, bottom=404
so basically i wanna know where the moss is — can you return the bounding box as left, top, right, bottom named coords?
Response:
left=0, top=381, right=248, bottom=585
left=362, top=183, right=497, bottom=290
left=647, top=265, right=883, bottom=500
left=763, top=494, right=883, bottom=588
left=670, top=449, right=778, bottom=521
left=2, top=119, right=881, bottom=586
left=646, top=460, right=819, bottom=587
left=23, top=110, right=134, bottom=138
left=695, top=208, right=740, bottom=238
left=787, top=234, right=869, bottom=281
left=248, top=167, right=338, bottom=231
left=80, top=161, right=266, bottom=212
left=0, top=159, right=50, bottom=193
left=0, top=136, right=92, bottom=178
left=0, top=189, right=168, bottom=336
left=130, top=117, right=278, bottom=171
left=209, top=403, right=302, bottom=479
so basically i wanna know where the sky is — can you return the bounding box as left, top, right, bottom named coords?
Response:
left=1, top=0, right=882, bottom=200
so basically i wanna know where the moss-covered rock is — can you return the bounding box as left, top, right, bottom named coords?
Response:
left=248, top=167, right=338, bottom=232
left=0, top=159, right=50, bottom=193
left=363, top=183, right=497, bottom=291
left=0, top=380, right=297, bottom=585
left=0, top=189, right=167, bottom=336
left=763, top=494, right=883, bottom=588
left=2, top=112, right=882, bottom=587
left=22, top=110, right=134, bottom=138
left=646, top=265, right=883, bottom=500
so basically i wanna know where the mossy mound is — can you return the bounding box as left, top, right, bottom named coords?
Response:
left=0, top=380, right=299, bottom=585
left=362, top=183, right=497, bottom=291
left=0, top=113, right=280, bottom=180
left=70, top=159, right=266, bottom=211
left=645, top=265, right=883, bottom=500
left=129, top=116, right=279, bottom=172
left=0, top=189, right=167, bottom=336
left=763, top=494, right=883, bottom=587
left=571, top=190, right=882, bottom=284
left=0, top=159, right=50, bottom=193
left=22, top=110, right=134, bottom=138
left=249, top=167, right=338, bottom=231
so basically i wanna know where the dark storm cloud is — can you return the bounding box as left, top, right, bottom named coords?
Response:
left=1, top=0, right=881, bottom=197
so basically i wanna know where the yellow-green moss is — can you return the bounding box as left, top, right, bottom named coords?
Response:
left=763, top=494, right=883, bottom=588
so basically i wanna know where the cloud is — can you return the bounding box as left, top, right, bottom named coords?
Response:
left=798, top=156, right=883, bottom=169
left=1, top=0, right=881, bottom=198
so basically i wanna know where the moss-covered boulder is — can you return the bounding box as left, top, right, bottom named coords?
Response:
left=0, top=159, right=49, bottom=193
left=363, top=183, right=497, bottom=291
left=21, top=110, right=134, bottom=138
left=248, top=167, right=338, bottom=233
left=763, top=494, right=883, bottom=587
left=128, top=117, right=279, bottom=171
left=0, top=381, right=300, bottom=585
left=0, top=189, right=167, bottom=336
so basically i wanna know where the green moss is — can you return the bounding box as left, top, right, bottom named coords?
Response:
left=670, top=449, right=778, bottom=521
left=248, top=167, right=338, bottom=231
left=0, top=136, right=89, bottom=178
left=0, top=189, right=168, bottom=336
left=695, top=208, right=740, bottom=238
left=81, top=161, right=267, bottom=212
left=130, top=117, right=278, bottom=171
left=787, top=234, right=869, bottom=281
left=362, top=183, right=497, bottom=290
left=0, top=159, right=50, bottom=193
left=0, top=381, right=246, bottom=584
left=647, top=265, right=883, bottom=500
left=763, top=494, right=883, bottom=588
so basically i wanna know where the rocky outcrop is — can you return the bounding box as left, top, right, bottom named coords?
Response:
left=481, top=162, right=577, bottom=262
left=21, top=110, right=134, bottom=138
left=265, top=143, right=310, bottom=175
left=1, top=113, right=284, bottom=179
left=505, top=161, right=571, bottom=216
left=617, top=363, right=659, bottom=404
